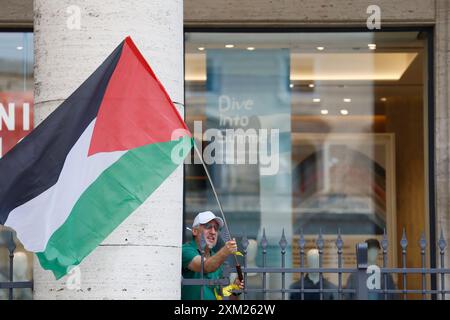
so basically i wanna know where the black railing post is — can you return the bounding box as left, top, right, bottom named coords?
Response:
left=381, top=229, right=388, bottom=300
left=298, top=230, right=305, bottom=300
left=335, top=230, right=343, bottom=300
left=419, top=232, right=427, bottom=300
left=400, top=228, right=408, bottom=300
left=438, top=230, right=447, bottom=300
left=279, top=229, right=287, bottom=300
left=261, top=229, right=268, bottom=300
left=222, top=261, right=231, bottom=300
left=200, top=233, right=206, bottom=300
left=7, top=231, right=16, bottom=301
left=356, top=242, right=368, bottom=300
left=242, top=235, right=249, bottom=300
left=316, top=230, right=324, bottom=301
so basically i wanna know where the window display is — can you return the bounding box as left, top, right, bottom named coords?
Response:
left=184, top=31, right=430, bottom=298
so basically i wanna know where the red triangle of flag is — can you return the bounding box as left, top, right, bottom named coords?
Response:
left=88, top=37, right=190, bottom=156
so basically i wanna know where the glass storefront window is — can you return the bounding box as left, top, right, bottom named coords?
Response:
left=0, top=31, right=34, bottom=300
left=184, top=31, right=430, bottom=299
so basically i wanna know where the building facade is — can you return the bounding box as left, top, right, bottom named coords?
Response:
left=0, top=0, right=449, bottom=299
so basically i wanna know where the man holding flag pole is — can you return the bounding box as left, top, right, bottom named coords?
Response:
left=181, top=210, right=244, bottom=300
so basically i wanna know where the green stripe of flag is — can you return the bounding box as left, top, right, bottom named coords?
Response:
left=37, top=136, right=193, bottom=279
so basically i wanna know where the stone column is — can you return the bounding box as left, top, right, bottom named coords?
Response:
left=435, top=0, right=450, bottom=296
left=33, top=0, right=184, bottom=299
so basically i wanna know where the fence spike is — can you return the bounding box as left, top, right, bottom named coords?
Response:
left=400, top=228, right=408, bottom=250
left=279, top=228, right=287, bottom=250
left=335, top=230, right=343, bottom=251
left=438, top=229, right=447, bottom=252
left=242, top=235, right=249, bottom=251
left=381, top=228, right=388, bottom=251
left=298, top=229, right=305, bottom=250
left=261, top=228, right=268, bottom=250
left=419, top=232, right=427, bottom=251
left=6, top=230, right=16, bottom=254
left=316, top=229, right=324, bottom=250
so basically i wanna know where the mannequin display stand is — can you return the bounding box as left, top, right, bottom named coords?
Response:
left=246, top=239, right=265, bottom=300
left=289, top=249, right=337, bottom=300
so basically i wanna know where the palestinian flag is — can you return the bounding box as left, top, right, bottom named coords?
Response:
left=0, top=37, right=192, bottom=279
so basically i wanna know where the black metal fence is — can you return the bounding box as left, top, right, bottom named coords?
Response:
left=2, top=227, right=449, bottom=300
left=0, top=230, right=34, bottom=300
left=181, top=228, right=450, bottom=300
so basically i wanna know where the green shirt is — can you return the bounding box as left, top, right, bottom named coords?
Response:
left=181, top=239, right=223, bottom=300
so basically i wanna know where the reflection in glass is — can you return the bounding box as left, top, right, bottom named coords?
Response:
left=0, top=32, right=34, bottom=300
left=185, top=31, right=428, bottom=299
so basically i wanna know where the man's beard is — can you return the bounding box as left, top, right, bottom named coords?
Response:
left=206, top=238, right=217, bottom=249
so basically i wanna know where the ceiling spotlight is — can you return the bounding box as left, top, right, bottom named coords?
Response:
left=316, top=46, right=325, bottom=51
left=309, top=83, right=315, bottom=88
left=247, top=47, right=255, bottom=51
left=16, top=46, right=23, bottom=51
left=343, top=98, right=352, bottom=103
left=290, top=84, right=294, bottom=88
left=340, top=109, right=349, bottom=115
left=313, top=98, right=321, bottom=103
left=198, top=47, right=205, bottom=51
left=320, top=109, right=329, bottom=115
left=380, top=97, right=387, bottom=102
left=225, top=44, right=235, bottom=48
left=368, top=44, right=377, bottom=50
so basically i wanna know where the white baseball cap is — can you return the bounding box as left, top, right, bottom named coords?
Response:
left=192, top=211, right=224, bottom=229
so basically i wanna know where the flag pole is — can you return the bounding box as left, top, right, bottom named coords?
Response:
left=172, top=101, right=243, bottom=282
left=192, top=139, right=243, bottom=281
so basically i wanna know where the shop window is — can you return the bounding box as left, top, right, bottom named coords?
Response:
left=184, top=31, right=431, bottom=299
left=0, top=31, right=34, bottom=300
